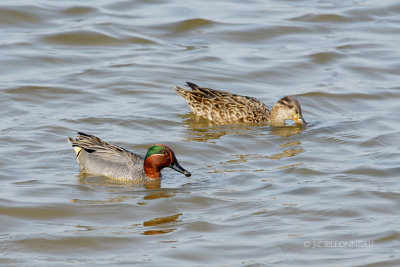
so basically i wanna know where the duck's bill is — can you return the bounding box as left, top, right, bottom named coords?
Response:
left=294, top=115, right=308, bottom=126
left=170, top=161, right=191, bottom=177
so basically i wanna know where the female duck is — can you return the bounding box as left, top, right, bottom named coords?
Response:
left=68, top=132, right=191, bottom=182
left=174, top=82, right=307, bottom=127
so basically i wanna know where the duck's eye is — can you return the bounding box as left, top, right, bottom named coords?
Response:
left=162, top=150, right=168, bottom=156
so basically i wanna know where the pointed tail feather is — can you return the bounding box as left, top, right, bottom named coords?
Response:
left=186, top=82, right=200, bottom=90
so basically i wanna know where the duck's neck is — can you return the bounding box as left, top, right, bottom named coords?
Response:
left=269, top=104, right=287, bottom=127
left=143, top=156, right=163, bottom=180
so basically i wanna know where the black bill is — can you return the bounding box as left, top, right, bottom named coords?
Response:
left=170, top=160, right=191, bottom=177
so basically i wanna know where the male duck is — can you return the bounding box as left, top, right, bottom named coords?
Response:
left=68, top=132, right=191, bottom=182
left=174, top=82, right=307, bottom=127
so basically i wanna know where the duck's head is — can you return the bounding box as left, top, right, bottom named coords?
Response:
left=144, top=144, right=191, bottom=180
left=270, top=96, right=307, bottom=127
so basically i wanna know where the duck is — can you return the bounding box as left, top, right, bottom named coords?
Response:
left=174, top=82, right=307, bottom=127
left=67, top=132, right=191, bottom=182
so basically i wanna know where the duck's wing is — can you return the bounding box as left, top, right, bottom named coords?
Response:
left=67, top=132, right=143, bottom=165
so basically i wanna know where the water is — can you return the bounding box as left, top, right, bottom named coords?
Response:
left=1, top=0, right=400, bottom=266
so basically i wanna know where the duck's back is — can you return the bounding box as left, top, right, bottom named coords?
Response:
left=174, top=82, right=270, bottom=124
left=68, top=133, right=145, bottom=182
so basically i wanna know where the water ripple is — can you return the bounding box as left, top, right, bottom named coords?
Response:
left=1, top=0, right=400, bottom=266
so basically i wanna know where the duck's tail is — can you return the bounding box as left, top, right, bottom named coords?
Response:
left=67, top=132, right=93, bottom=157
left=68, top=137, right=83, bottom=157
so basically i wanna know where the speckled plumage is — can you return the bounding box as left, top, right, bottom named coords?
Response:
left=174, top=82, right=306, bottom=127
left=68, top=132, right=190, bottom=182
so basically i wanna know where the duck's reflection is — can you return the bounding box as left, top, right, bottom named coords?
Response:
left=74, top=176, right=184, bottom=236
left=269, top=148, right=304, bottom=160
left=269, top=126, right=304, bottom=137
left=180, top=113, right=306, bottom=142
left=180, top=113, right=265, bottom=142
left=143, top=213, right=182, bottom=227
left=143, top=190, right=176, bottom=200
left=142, top=213, right=182, bottom=236
left=75, top=174, right=181, bottom=206
left=269, top=141, right=304, bottom=160
left=214, top=145, right=304, bottom=173
left=181, top=113, right=307, bottom=174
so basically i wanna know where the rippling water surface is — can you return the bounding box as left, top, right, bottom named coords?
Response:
left=1, top=0, right=400, bottom=266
